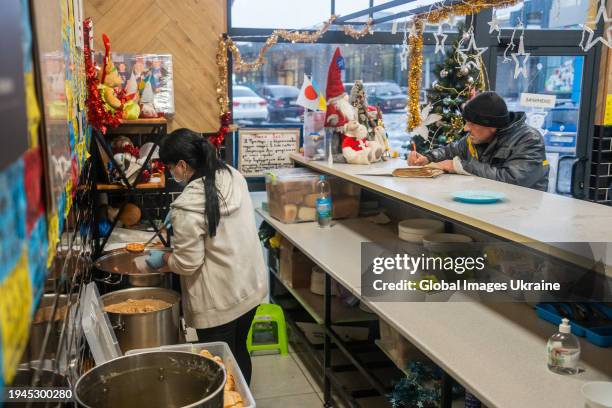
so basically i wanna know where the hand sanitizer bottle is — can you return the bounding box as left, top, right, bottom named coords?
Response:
left=547, top=318, right=580, bottom=375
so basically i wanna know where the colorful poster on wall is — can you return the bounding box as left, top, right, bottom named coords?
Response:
left=31, top=0, right=72, bottom=216
left=0, top=250, right=33, bottom=384
left=0, top=160, right=27, bottom=283
left=97, top=53, right=175, bottom=118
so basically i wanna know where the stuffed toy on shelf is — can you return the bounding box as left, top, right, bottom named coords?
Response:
left=98, top=34, right=124, bottom=114
left=341, top=120, right=383, bottom=165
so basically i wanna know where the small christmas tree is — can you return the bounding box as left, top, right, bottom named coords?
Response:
left=349, top=80, right=378, bottom=140
left=411, top=24, right=486, bottom=153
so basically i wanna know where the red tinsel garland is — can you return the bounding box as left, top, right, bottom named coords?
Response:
left=83, top=19, right=123, bottom=134
left=113, top=144, right=140, bottom=158
left=209, top=111, right=232, bottom=149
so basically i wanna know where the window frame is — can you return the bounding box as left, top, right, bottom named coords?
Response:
left=227, top=0, right=603, bottom=196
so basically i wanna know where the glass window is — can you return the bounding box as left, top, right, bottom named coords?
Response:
left=335, top=0, right=370, bottom=16
left=372, top=0, right=465, bottom=31
left=494, top=0, right=593, bottom=29
left=231, top=0, right=330, bottom=29
left=232, top=42, right=446, bottom=152
left=494, top=55, right=584, bottom=193
left=233, top=86, right=259, bottom=97
left=264, top=85, right=300, bottom=98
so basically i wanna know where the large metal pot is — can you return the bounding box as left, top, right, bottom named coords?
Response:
left=75, top=351, right=225, bottom=408
left=94, top=247, right=173, bottom=290
left=21, top=294, right=74, bottom=363
left=101, top=287, right=180, bottom=352
left=7, top=364, right=70, bottom=407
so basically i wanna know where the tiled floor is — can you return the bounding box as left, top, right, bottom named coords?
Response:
left=250, top=349, right=324, bottom=408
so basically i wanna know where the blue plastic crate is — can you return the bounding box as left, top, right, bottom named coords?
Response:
left=535, top=303, right=612, bottom=348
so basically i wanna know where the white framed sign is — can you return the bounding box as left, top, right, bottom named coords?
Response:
left=237, top=128, right=301, bottom=177
left=520, top=93, right=557, bottom=109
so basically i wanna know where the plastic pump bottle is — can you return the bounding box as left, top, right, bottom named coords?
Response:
left=547, top=318, right=581, bottom=375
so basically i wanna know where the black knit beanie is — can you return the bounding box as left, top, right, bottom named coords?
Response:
left=462, top=91, right=511, bottom=128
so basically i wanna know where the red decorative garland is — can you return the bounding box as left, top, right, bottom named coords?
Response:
left=209, top=111, right=232, bottom=149
left=83, top=19, right=123, bottom=134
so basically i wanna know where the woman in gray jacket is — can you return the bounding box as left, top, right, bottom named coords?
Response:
left=146, top=128, right=268, bottom=383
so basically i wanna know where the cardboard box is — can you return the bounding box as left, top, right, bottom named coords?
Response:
left=265, top=168, right=361, bottom=224
left=279, top=237, right=313, bottom=289
left=378, top=319, right=428, bottom=367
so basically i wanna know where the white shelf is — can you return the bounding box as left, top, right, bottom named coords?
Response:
left=257, top=207, right=612, bottom=408
left=290, top=153, right=612, bottom=273
left=270, top=269, right=376, bottom=325
left=257, top=208, right=396, bottom=296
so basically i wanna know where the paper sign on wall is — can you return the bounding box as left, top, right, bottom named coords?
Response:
left=0, top=250, right=33, bottom=383
left=604, top=94, right=612, bottom=126
left=238, top=128, right=301, bottom=177
left=520, top=93, right=557, bottom=109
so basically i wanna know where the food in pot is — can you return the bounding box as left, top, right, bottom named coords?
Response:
left=33, top=305, right=68, bottom=324
left=104, top=298, right=171, bottom=314
left=126, top=242, right=145, bottom=253
left=198, top=349, right=243, bottom=408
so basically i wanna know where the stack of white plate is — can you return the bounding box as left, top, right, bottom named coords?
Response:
left=398, top=219, right=445, bottom=243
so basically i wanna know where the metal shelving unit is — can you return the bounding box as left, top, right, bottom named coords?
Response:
left=16, top=158, right=96, bottom=400
left=267, top=248, right=404, bottom=408
left=91, top=120, right=171, bottom=256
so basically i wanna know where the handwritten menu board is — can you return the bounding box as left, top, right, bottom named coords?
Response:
left=238, top=128, right=301, bottom=177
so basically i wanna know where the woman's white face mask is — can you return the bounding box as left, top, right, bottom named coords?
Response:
left=169, top=160, right=188, bottom=186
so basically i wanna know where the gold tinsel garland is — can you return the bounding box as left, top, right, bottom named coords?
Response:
left=344, top=18, right=374, bottom=39
left=405, top=0, right=524, bottom=131
left=216, top=1, right=522, bottom=136
left=215, top=16, right=339, bottom=119
left=216, top=35, right=230, bottom=116
left=407, top=19, right=424, bottom=130
left=215, top=14, right=378, bottom=126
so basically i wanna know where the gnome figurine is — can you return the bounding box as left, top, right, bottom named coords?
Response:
left=324, top=48, right=357, bottom=162
left=122, top=72, right=141, bottom=120
left=139, top=76, right=157, bottom=118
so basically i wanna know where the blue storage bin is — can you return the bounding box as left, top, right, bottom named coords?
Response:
left=535, top=303, right=612, bottom=348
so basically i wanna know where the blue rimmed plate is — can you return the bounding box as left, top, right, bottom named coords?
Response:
left=452, top=190, right=506, bottom=204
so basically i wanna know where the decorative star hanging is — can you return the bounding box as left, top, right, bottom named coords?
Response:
left=511, top=33, right=530, bottom=79
left=579, top=0, right=612, bottom=51
left=456, top=29, right=487, bottom=71
left=400, top=44, right=410, bottom=71
left=433, top=25, right=448, bottom=54
left=502, top=21, right=521, bottom=63
left=400, top=20, right=410, bottom=71
left=408, top=20, right=418, bottom=38
left=487, top=15, right=502, bottom=43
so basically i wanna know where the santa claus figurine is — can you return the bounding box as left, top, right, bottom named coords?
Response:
left=325, top=48, right=357, bottom=155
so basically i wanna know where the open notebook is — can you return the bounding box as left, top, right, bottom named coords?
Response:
left=357, top=166, right=444, bottom=178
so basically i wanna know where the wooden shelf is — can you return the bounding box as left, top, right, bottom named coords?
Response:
left=271, top=268, right=376, bottom=325
left=119, top=118, right=167, bottom=125
left=96, top=172, right=165, bottom=191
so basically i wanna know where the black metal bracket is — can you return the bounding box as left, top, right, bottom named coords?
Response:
left=92, top=122, right=169, bottom=257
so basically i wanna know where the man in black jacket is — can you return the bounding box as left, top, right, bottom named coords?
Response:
left=408, top=91, right=550, bottom=191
